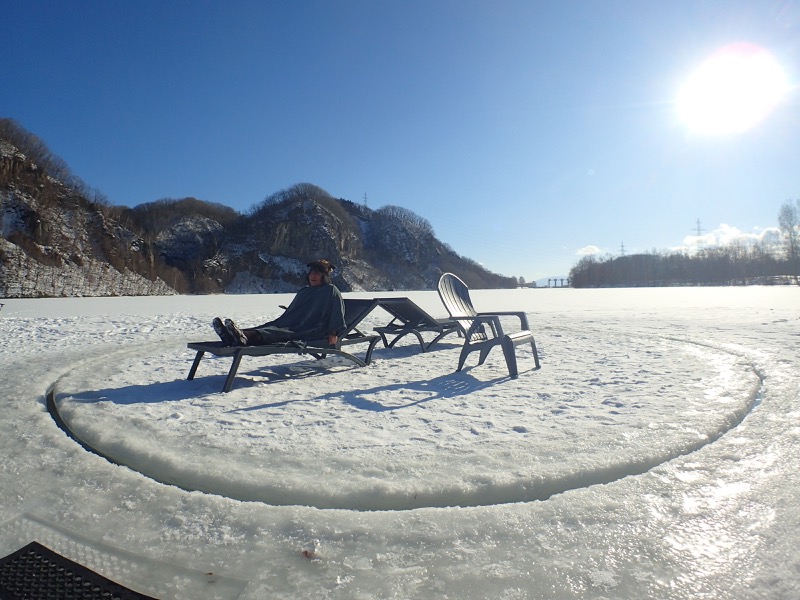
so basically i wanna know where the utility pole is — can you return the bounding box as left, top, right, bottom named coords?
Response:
left=620, top=242, right=626, bottom=256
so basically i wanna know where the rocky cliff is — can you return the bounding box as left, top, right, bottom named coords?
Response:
left=1, top=139, right=177, bottom=297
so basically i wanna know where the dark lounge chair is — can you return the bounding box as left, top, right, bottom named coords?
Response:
left=373, top=297, right=460, bottom=352
left=187, top=298, right=381, bottom=392
left=0, top=541, right=157, bottom=600
left=437, top=273, right=540, bottom=378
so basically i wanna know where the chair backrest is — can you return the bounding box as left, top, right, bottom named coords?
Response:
left=375, top=297, right=437, bottom=327
left=437, top=273, right=478, bottom=318
left=437, top=273, right=487, bottom=342
left=342, top=298, right=380, bottom=332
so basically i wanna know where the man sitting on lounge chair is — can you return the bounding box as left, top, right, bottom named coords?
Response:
left=213, top=259, right=346, bottom=347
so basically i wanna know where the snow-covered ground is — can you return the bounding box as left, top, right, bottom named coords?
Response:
left=0, top=286, right=798, bottom=599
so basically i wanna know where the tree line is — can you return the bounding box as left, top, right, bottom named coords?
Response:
left=570, top=200, right=800, bottom=287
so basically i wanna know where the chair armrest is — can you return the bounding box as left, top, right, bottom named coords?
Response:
left=476, top=311, right=530, bottom=330
left=457, top=314, right=506, bottom=339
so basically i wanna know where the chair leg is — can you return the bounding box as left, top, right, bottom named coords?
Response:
left=222, top=350, right=244, bottom=393
left=456, top=346, right=471, bottom=371
left=364, top=337, right=381, bottom=364
left=187, top=350, right=205, bottom=380
left=531, top=338, right=541, bottom=369
left=477, top=346, right=492, bottom=366
left=501, top=337, right=519, bottom=378
left=425, top=328, right=453, bottom=351
left=387, top=331, right=425, bottom=351
left=410, top=331, right=425, bottom=351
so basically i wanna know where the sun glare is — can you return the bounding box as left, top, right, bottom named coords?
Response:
left=677, top=43, right=789, bottom=135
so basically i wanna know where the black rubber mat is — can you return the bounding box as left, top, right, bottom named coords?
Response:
left=0, top=541, right=157, bottom=599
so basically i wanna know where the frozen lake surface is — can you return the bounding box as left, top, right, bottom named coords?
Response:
left=0, top=286, right=798, bottom=599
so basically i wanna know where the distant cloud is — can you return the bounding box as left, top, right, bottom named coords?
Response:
left=576, top=245, right=603, bottom=256
left=674, top=224, right=781, bottom=253
left=576, top=224, right=780, bottom=262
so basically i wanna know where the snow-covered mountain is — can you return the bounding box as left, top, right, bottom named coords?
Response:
left=1, top=121, right=516, bottom=298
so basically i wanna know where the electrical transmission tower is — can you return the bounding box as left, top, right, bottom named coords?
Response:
left=694, top=218, right=704, bottom=236
left=694, top=218, right=705, bottom=249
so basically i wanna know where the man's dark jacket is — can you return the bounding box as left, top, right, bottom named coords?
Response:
left=251, top=284, right=346, bottom=344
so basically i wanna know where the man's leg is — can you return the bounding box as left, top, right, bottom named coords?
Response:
left=246, top=325, right=296, bottom=345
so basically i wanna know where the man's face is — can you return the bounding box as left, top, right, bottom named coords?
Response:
left=308, top=269, right=324, bottom=286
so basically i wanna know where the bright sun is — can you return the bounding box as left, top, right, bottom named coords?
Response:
left=677, top=42, right=789, bottom=135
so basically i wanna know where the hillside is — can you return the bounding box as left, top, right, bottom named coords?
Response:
left=0, top=119, right=517, bottom=298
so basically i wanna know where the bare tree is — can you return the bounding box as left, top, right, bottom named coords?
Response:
left=376, top=205, right=434, bottom=235
left=778, top=199, right=800, bottom=282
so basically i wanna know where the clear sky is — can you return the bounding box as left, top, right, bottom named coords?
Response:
left=3, top=1, right=798, bottom=282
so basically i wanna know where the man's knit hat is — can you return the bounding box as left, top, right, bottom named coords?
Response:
left=307, top=259, right=335, bottom=274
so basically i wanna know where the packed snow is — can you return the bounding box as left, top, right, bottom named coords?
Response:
left=0, top=286, right=798, bottom=599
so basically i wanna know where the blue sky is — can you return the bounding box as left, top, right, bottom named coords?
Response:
left=3, top=1, right=798, bottom=282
